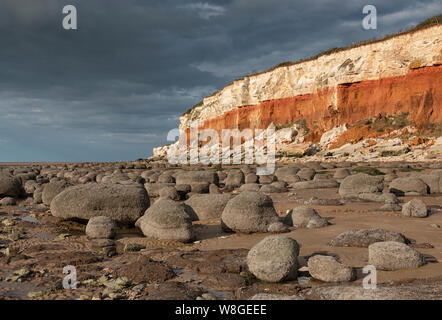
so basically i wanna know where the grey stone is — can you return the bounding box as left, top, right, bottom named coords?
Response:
left=190, top=182, right=210, bottom=194
left=0, top=197, right=16, bottom=206
left=209, top=184, right=221, bottom=194
left=42, top=180, right=72, bottom=205
left=291, top=180, right=338, bottom=190
left=329, top=228, right=407, bottom=247
left=157, top=173, right=175, bottom=183
left=175, top=171, right=218, bottom=186
left=259, top=183, right=286, bottom=194
left=297, top=168, right=316, bottom=181
left=369, top=241, right=426, bottom=271
left=159, top=186, right=179, bottom=200
left=86, top=216, right=117, bottom=239
left=135, top=199, right=194, bottom=242
left=0, top=174, right=24, bottom=198
left=247, top=236, right=299, bottom=282
left=389, top=177, right=429, bottom=196
left=144, top=183, right=175, bottom=197
left=402, top=199, right=428, bottom=218
left=225, top=170, right=245, bottom=188
left=339, top=173, right=384, bottom=199
left=221, top=191, right=288, bottom=234
left=185, top=194, right=233, bottom=220
left=245, top=173, right=258, bottom=184
left=333, top=168, right=350, bottom=180
left=308, top=255, right=355, bottom=282
left=258, top=175, right=275, bottom=184
left=306, top=283, right=442, bottom=300
left=275, top=167, right=300, bottom=183
left=284, top=206, right=328, bottom=229
left=24, top=180, right=39, bottom=194
left=51, top=183, right=149, bottom=224
left=412, top=173, right=441, bottom=194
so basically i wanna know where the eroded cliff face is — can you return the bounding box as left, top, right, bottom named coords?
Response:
left=179, top=25, right=442, bottom=136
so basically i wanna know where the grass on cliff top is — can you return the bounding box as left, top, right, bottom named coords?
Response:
left=182, top=14, right=442, bottom=117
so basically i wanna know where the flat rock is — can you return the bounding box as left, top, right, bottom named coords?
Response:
left=307, top=255, right=355, bottom=282
left=329, top=228, right=408, bottom=247
left=369, top=241, right=426, bottom=271
left=51, top=183, right=149, bottom=224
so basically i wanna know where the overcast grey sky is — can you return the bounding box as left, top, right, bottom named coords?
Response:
left=0, top=0, right=440, bottom=162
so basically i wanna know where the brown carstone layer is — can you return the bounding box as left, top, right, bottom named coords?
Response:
left=198, top=65, right=442, bottom=136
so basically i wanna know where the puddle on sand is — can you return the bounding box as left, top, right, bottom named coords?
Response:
left=34, top=233, right=53, bottom=240
left=173, top=268, right=184, bottom=276
left=21, top=215, right=38, bottom=223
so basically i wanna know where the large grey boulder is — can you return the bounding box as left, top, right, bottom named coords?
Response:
left=368, top=241, right=426, bottom=271
left=402, top=199, right=428, bottom=218
left=329, top=229, right=407, bottom=247
left=412, top=173, right=441, bottom=194
left=225, top=170, right=245, bottom=188
left=258, top=175, right=275, bottom=184
left=306, top=283, right=441, bottom=300
left=175, top=171, right=218, bottom=186
left=135, top=199, right=194, bottom=242
left=185, top=194, right=233, bottom=220
left=245, top=173, right=258, bottom=184
left=389, top=177, right=429, bottom=196
left=208, top=184, right=221, bottom=194
left=0, top=174, right=24, bottom=198
left=42, top=180, right=72, bottom=205
left=333, top=168, right=350, bottom=180
left=0, top=197, right=16, bottom=206
left=339, top=173, right=384, bottom=199
left=190, top=182, right=209, bottom=194
left=308, top=255, right=355, bottom=282
left=247, top=236, right=299, bottom=282
left=159, top=186, right=180, bottom=200
left=284, top=206, right=328, bottom=229
left=86, top=216, right=117, bottom=239
left=221, top=191, right=288, bottom=234
left=157, top=173, right=175, bottom=183
left=24, top=180, right=39, bottom=194
left=144, top=183, right=175, bottom=197
left=275, top=167, right=300, bottom=183
left=33, top=187, right=43, bottom=204
left=51, top=183, right=150, bottom=224
left=297, top=168, right=316, bottom=181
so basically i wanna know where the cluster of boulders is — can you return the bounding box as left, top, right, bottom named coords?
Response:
left=1, top=160, right=438, bottom=292
left=246, top=229, right=426, bottom=284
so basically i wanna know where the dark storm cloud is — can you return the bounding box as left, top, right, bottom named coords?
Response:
left=0, top=0, right=440, bottom=161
